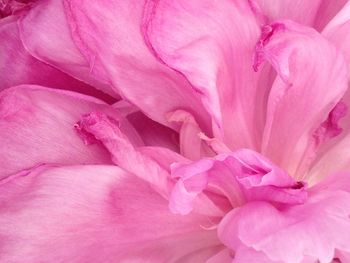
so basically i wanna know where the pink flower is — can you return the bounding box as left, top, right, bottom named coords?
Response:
left=1, top=0, right=350, bottom=262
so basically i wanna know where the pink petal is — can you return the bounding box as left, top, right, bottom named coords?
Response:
left=218, top=190, right=350, bottom=263
left=144, top=0, right=266, bottom=149
left=0, top=15, right=114, bottom=103
left=62, top=0, right=210, bottom=131
left=18, top=0, right=117, bottom=98
left=257, top=20, right=348, bottom=178
left=168, top=110, right=214, bottom=160
left=307, top=135, right=350, bottom=185
left=169, top=149, right=306, bottom=215
left=250, top=0, right=345, bottom=28
left=0, top=85, right=131, bottom=179
left=127, top=111, right=179, bottom=152
left=323, top=1, right=350, bottom=75
left=206, top=249, right=232, bottom=263
left=76, top=112, right=172, bottom=197
left=314, top=0, right=348, bottom=30
left=0, top=165, right=220, bottom=262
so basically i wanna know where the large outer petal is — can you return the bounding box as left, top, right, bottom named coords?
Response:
left=218, top=190, right=350, bottom=263
left=144, top=0, right=263, bottom=149
left=0, top=85, right=139, bottom=179
left=0, top=16, right=114, bottom=102
left=259, top=21, right=348, bottom=178
left=63, top=0, right=210, bottom=131
left=0, top=165, right=220, bottom=262
left=18, top=0, right=117, bottom=97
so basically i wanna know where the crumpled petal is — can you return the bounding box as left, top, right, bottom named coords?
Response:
left=18, top=0, right=117, bottom=97
left=0, top=85, right=136, bottom=179
left=0, top=16, right=114, bottom=102
left=76, top=112, right=173, bottom=197
left=0, top=164, right=220, bottom=262
left=218, top=189, right=350, bottom=263
left=144, top=0, right=266, bottom=149
left=62, top=0, right=210, bottom=131
left=169, top=149, right=306, bottom=215
left=257, top=20, right=348, bottom=178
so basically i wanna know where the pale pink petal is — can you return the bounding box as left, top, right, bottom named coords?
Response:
left=0, top=165, right=220, bottom=262
left=0, top=16, right=114, bottom=102
left=0, top=85, right=135, bottom=179
left=18, top=0, right=117, bottom=97
left=308, top=136, right=350, bottom=185
left=250, top=0, right=346, bottom=29
left=322, top=1, right=350, bottom=75
left=62, top=0, right=210, bottom=130
left=218, top=190, right=350, bottom=263
left=257, top=21, right=348, bottom=178
left=169, top=149, right=306, bottom=215
left=144, top=0, right=267, bottom=149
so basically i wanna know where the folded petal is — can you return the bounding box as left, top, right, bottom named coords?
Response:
left=0, top=85, right=136, bottom=179
left=257, top=21, right=348, bottom=178
left=18, top=0, right=117, bottom=97
left=169, top=149, right=306, bottom=215
left=0, top=165, right=220, bottom=262
left=76, top=112, right=173, bottom=197
left=62, top=0, right=210, bottom=130
left=144, top=0, right=267, bottom=149
left=218, top=190, right=350, bottom=263
left=0, top=16, right=114, bottom=102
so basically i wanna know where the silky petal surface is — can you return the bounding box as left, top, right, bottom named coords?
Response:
left=250, top=0, right=346, bottom=28
left=0, top=16, right=114, bottom=102
left=144, top=0, right=267, bottom=149
left=258, top=21, right=348, bottom=178
left=218, top=190, right=350, bottom=263
left=18, top=0, right=117, bottom=97
left=0, top=85, right=133, bottom=179
left=63, top=0, right=210, bottom=130
left=0, top=165, right=220, bottom=262
left=323, top=1, right=350, bottom=75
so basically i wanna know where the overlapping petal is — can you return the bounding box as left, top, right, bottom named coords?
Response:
left=169, top=149, right=306, bottom=215
left=250, top=0, right=347, bottom=29
left=0, top=85, right=135, bottom=179
left=144, top=0, right=264, bottom=149
left=0, top=165, right=221, bottom=262
left=257, top=20, right=348, bottom=178
left=218, top=189, right=350, bottom=263
left=0, top=16, right=114, bottom=102
left=62, top=0, right=210, bottom=131
left=18, top=0, right=117, bottom=97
